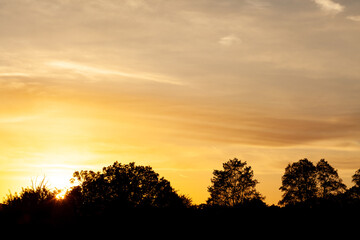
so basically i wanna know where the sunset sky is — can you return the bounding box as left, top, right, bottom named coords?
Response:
left=1, top=0, right=360, bottom=204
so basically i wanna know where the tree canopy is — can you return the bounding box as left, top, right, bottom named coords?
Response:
left=352, top=169, right=360, bottom=187
left=316, top=159, right=346, bottom=199
left=207, top=158, right=264, bottom=207
left=279, top=158, right=318, bottom=206
left=347, top=169, right=360, bottom=202
left=279, top=158, right=348, bottom=206
left=66, top=161, right=190, bottom=209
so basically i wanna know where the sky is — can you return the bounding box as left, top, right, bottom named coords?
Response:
left=1, top=0, right=360, bottom=204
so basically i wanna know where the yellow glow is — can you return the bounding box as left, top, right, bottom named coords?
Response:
left=55, top=189, right=67, bottom=200
left=34, top=150, right=98, bottom=188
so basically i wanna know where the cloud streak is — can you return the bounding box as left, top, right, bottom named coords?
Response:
left=347, top=15, right=360, bottom=22
left=47, top=61, right=183, bottom=85
left=160, top=113, right=360, bottom=148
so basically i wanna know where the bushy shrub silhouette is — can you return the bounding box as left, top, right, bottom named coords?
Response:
left=3, top=178, right=57, bottom=210
left=2, top=178, right=60, bottom=224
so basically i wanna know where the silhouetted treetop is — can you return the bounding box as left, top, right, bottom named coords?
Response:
left=279, top=159, right=348, bottom=207
left=316, top=159, right=346, bottom=199
left=352, top=169, right=360, bottom=187
left=207, top=158, right=264, bottom=207
left=279, top=159, right=318, bottom=206
left=67, top=161, right=190, bottom=209
left=347, top=169, right=360, bottom=201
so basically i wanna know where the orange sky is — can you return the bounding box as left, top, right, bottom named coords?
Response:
left=1, top=0, right=360, bottom=205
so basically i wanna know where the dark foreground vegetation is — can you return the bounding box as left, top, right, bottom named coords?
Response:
left=0, top=158, right=359, bottom=228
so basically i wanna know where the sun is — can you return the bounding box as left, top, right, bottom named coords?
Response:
left=47, top=173, right=72, bottom=188
left=35, top=150, right=96, bottom=198
left=35, top=149, right=96, bottom=185
left=48, top=173, right=80, bottom=200
left=55, top=189, right=68, bottom=200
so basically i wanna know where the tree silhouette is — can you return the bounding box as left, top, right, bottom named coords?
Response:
left=207, top=158, right=264, bottom=207
left=67, top=161, right=191, bottom=210
left=316, top=159, right=346, bottom=199
left=347, top=169, right=360, bottom=202
left=352, top=169, right=360, bottom=187
left=279, top=159, right=351, bottom=207
left=279, top=159, right=318, bottom=206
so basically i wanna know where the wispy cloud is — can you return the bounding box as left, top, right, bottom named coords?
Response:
left=218, top=35, right=241, bottom=46
left=0, top=115, right=40, bottom=124
left=347, top=15, right=360, bottom=22
left=125, top=0, right=152, bottom=10
left=245, top=0, right=271, bottom=10
left=136, top=103, right=360, bottom=149
left=313, top=0, right=345, bottom=15
left=0, top=73, right=30, bottom=77
left=47, top=61, right=183, bottom=85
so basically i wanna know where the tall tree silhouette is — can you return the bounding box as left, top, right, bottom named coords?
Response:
left=279, top=159, right=318, bottom=206
left=316, top=159, right=346, bottom=199
left=352, top=169, right=360, bottom=187
left=207, top=158, right=264, bottom=207
left=347, top=169, right=360, bottom=202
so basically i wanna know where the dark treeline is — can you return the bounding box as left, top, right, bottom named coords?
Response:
left=0, top=158, right=359, bottom=227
